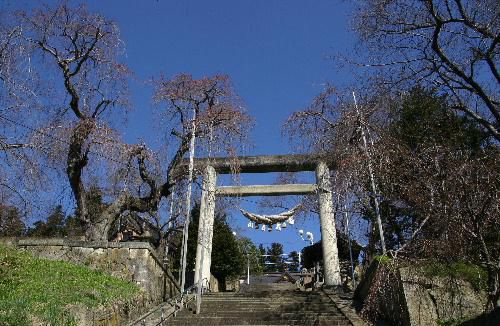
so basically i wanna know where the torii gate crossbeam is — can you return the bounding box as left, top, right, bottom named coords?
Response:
left=216, top=184, right=317, bottom=197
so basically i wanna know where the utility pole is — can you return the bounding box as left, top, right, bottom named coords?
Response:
left=353, top=92, right=387, bottom=255
left=344, top=205, right=356, bottom=288
left=180, top=108, right=197, bottom=294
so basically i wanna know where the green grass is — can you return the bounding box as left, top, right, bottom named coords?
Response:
left=0, top=245, right=140, bottom=326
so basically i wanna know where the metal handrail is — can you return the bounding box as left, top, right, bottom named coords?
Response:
left=160, top=279, right=211, bottom=324
left=136, top=278, right=211, bottom=326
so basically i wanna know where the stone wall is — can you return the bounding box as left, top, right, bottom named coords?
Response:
left=355, top=261, right=489, bottom=326
left=1, top=238, right=180, bottom=325
left=399, top=267, right=488, bottom=325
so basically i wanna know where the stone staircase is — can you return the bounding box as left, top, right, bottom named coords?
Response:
left=167, top=283, right=353, bottom=325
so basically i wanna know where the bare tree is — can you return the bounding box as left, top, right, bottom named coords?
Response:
left=351, top=0, right=500, bottom=140
left=285, top=85, right=499, bottom=308
left=0, top=11, right=48, bottom=214
left=284, top=86, right=389, bottom=257
left=15, top=2, right=132, bottom=240
left=0, top=2, right=253, bottom=242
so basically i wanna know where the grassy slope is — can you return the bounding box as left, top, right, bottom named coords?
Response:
left=0, top=245, right=140, bottom=326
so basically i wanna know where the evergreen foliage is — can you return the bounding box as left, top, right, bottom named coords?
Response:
left=265, top=243, right=284, bottom=272
left=26, top=205, right=86, bottom=237
left=390, top=88, right=490, bottom=152
left=288, top=251, right=300, bottom=271
left=172, top=204, right=247, bottom=288
left=237, top=237, right=264, bottom=276
left=0, top=206, right=25, bottom=236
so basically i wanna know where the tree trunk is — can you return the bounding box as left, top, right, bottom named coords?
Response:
left=84, top=198, right=123, bottom=241
left=85, top=217, right=110, bottom=241
left=487, top=265, right=500, bottom=308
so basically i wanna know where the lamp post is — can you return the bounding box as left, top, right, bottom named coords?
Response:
left=298, top=251, right=301, bottom=271
left=246, top=252, right=250, bottom=285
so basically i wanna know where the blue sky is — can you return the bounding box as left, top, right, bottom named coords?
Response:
left=10, top=0, right=357, bottom=254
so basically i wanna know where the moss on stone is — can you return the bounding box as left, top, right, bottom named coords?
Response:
left=420, top=261, right=488, bottom=291
left=373, top=255, right=392, bottom=265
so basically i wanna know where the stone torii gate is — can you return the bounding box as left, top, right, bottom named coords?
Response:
left=191, top=154, right=341, bottom=287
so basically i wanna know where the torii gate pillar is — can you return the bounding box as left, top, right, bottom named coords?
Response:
left=316, top=162, right=341, bottom=286
left=194, top=166, right=217, bottom=285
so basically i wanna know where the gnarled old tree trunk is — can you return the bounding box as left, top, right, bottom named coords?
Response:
left=85, top=218, right=110, bottom=242
left=67, top=120, right=94, bottom=231
left=83, top=183, right=164, bottom=242
left=84, top=200, right=121, bottom=242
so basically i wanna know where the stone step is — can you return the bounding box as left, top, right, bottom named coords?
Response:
left=199, top=304, right=334, bottom=307
left=206, top=294, right=323, bottom=298
left=212, top=300, right=328, bottom=303
left=197, top=301, right=333, bottom=305
left=177, top=311, right=346, bottom=319
left=204, top=294, right=326, bottom=298
left=141, top=288, right=355, bottom=326
left=204, top=298, right=328, bottom=300
left=168, top=316, right=351, bottom=325
left=196, top=302, right=331, bottom=310
left=202, top=296, right=329, bottom=301
left=203, top=291, right=325, bottom=298
left=193, top=306, right=338, bottom=313
left=199, top=300, right=332, bottom=306
left=202, top=296, right=327, bottom=300
left=168, top=321, right=346, bottom=326
left=203, top=296, right=327, bottom=299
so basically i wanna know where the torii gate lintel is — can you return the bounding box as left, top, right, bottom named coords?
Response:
left=180, top=154, right=334, bottom=174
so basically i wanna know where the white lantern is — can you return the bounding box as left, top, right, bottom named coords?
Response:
left=261, top=224, right=266, bottom=231
left=288, top=217, right=295, bottom=225
left=275, top=223, right=282, bottom=231
left=247, top=221, right=254, bottom=228
left=281, top=222, right=287, bottom=228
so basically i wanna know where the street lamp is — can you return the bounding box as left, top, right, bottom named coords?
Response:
left=299, top=229, right=314, bottom=245
left=306, top=232, right=314, bottom=245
